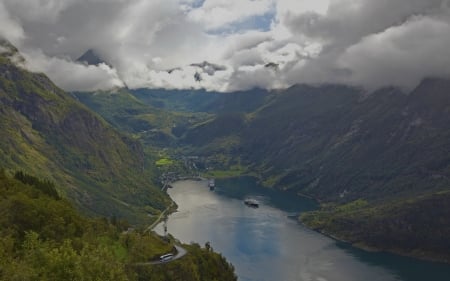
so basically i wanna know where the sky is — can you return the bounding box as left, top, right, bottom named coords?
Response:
left=1, top=0, right=450, bottom=92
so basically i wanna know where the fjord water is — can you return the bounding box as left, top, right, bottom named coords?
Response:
left=155, top=178, right=450, bottom=281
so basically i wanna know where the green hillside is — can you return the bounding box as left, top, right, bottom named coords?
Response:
left=0, top=170, right=237, bottom=280
left=301, top=191, right=450, bottom=262
left=74, top=90, right=211, bottom=147
left=0, top=45, right=170, bottom=222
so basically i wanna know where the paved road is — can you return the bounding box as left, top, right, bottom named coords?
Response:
left=172, top=245, right=187, bottom=261
left=135, top=245, right=187, bottom=266
left=145, top=200, right=174, bottom=232
left=138, top=183, right=187, bottom=265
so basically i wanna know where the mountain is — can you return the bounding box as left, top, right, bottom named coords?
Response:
left=65, top=41, right=450, bottom=262
left=0, top=44, right=170, bottom=222
left=73, top=87, right=272, bottom=149
left=242, top=81, right=450, bottom=203
left=130, top=88, right=272, bottom=114
left=301, top=191, right=450, bottom=262
left=76, top=79, right=450, bottom=210
left=0, top=42, right=238, bottom=281
left=171, top=81, right=449, bottom=203
left=176, top=80, right=450, bottom=262
left=73, top=89, right=212, bottom=147
left=77, top=49, right=109, bottom=66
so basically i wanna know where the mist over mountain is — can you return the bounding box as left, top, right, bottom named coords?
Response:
left=76, top=49, right=110, bottom=66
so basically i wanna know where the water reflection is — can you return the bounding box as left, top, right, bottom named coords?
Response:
left=154, top=179, right=450, bottom=281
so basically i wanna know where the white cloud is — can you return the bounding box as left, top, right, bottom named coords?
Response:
left=1, top=0, right=450, bottom=92
left=339, top=15, right=450, bottom=90
left=0, top=2, right=25, bottom=45
left=187, top=0, right=275, bottom=30
left=22, top=49, right=124, bottom=92
left=228, top=64, right=284, bottom=91
left=1, top=0, right=75, bottom=23
left=276, top=0, right=329, bottom=21
left=283, top=0, right=443, bottom=46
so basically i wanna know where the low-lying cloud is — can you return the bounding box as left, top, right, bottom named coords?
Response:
left=1, top=0, right=449, bottom=92
left=22, top=49, right=124, bottom=92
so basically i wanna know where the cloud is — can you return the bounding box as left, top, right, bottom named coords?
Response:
left=277, top=0, right=450, bottom=89
left=22, top=49, right=124, bottom=92
left=283, top=0, right=444, bottom=46
left=1, top=0, right=75, bottom=23
left=228, top=64, right=284, bottom=92
left=0, top=1, right=25, bottom=45
left=338, top=15, right=450, bottom=90
left=187, top=0, right=275, bottom=30
left=0, top=0, right=450, bottom=92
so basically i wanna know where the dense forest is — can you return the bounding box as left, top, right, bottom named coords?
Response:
left=0, top=169, right=237, bottom=280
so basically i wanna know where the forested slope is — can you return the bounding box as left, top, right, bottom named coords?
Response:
left=0, top=42, right=169, bottom=222
left=0, top=170, right=237, bottom=280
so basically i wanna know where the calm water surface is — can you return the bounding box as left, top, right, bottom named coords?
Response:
left=155, top=177, right=450, bottom=281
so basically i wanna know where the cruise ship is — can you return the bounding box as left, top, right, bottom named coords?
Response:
left=244, top=198, right=259, bottom=208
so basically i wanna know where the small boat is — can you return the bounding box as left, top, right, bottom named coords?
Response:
left=244, top=198, right=259, bottom=208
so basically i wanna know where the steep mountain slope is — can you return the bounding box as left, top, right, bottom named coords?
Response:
left=301, top=191, right=450, bottom=262
left=176, top=80, right=450, bottom=261
left=242, top=81, right=450, bottom=203
left=0, top=45, right=169, bottom=222
left=183, top=113, right=247, bottom=147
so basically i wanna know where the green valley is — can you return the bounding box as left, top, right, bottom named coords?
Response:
left=0, top=43, right=237, bottom=280
left=75, top=79, right=450, bottom=263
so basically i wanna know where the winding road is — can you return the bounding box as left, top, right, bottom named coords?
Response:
left=140, top=191, right=187, bottom=265
left=134, top=245, right=187, bottom=266
left=145, top=200, right=174, bottom=233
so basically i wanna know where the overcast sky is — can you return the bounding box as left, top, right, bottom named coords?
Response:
left=1, top=0, right=450, bottom=92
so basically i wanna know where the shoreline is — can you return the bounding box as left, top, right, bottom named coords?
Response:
left=161, top=176, right=450, bottom=266
left=147, top=178, right=207, bottom=231
left=300, top=220, right=450, bottom=265
left=146, top=196, right=177, bottom=232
